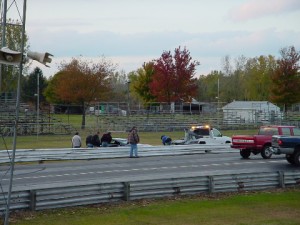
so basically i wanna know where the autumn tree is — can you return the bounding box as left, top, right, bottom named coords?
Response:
left=270, top=46, right=300, bottom=111
left=45, top=57, right=116, bottom=129
left=150, top=46, right=200, bottom=103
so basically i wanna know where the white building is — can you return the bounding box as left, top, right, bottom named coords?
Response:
left=222, top=101, right=282, bottom=124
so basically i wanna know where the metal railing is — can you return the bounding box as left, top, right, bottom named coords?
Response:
left=0, top=145, right=234, bottom=164
left=0, top=170, right=299, bottom=212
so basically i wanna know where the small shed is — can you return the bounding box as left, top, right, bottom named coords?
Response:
left=222, top=101, right=282, bottom=124
left=181, top=99, right=216, bottom=114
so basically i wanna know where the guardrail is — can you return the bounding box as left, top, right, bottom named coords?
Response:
left=0, top=170, right=299, bottom=212
left=0, top=144, right=234, bottom=164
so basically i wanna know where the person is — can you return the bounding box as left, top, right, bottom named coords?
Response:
left=92, top=131, right=101, bottom=147
left=71, top=132, right=82, bottom=148
left=128, top=126, right=140, bottom=158
left=101, top=132, right=112, bottom=147
left=161, top=135, right=172, bottom=145
left=86, top=134, right=94, bottom=148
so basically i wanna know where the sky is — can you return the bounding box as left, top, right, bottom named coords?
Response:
left=4, top=0, right=300, bottom=77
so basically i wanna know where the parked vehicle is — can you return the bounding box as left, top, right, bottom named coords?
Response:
left=271, top=135, right=300, bottom=166
left=107, top=138, right=152, bottom=147
left=231, top=125, right=300, bottom=159
left=172, top=125, right=231, bottom=145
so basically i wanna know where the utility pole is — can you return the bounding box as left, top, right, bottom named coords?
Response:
left=37, top=72, right=40, bottom=138
left=0, top=0, right=8, bottom=93
left=4, top=2, right=27, bottom=224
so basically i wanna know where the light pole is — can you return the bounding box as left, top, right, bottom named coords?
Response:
left=127, top=81, right=131, bottom=116
left=34, top=72, right=39, bottom=139
left=37, top=72, right=40, bottom=137
left=216, top=77, right=220, bottom=127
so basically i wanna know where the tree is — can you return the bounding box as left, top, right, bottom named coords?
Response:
left=270, top=46, right=300, bottom=111
left=0, top=19, right=29, bottom=93
left=109, top=70, right=128, bottom=102
left=150, top=46, right=200, bottom=103
left=131, top=62, right=156, bottom=105
left=243, top=55, right=276, bottom=101
left=197, top=71, right=222, bottom=102
left=45, top=57, right=116, bottom=129
left=22, top=67, right=47, bottom=108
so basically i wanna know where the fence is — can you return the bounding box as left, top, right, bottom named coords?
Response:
left=0, top=170, right=299, bottom=212
left=0, top=145, right=233, bottom=164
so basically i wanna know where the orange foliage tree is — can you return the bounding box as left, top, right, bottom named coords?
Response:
left=270, top=46, right=300, bottom=111
left=47, top=57, right=116, bottom=129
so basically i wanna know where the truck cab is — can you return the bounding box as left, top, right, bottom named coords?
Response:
left=173, top=125, right=231, bottom=145
left=231, top=125, right=297, bottom=159
left=271, top=134, right=300, bottom=166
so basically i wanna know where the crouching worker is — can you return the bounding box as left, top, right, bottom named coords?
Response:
left=161, top=135, right=172, bottom=145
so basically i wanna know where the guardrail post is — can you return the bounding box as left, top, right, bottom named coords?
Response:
left=29, top=190, right=36, bottom=211
left=208, top=176, right=214, bottom=194
left=278, top=171, right=285, bottom=188
left=123, top=182, right=130, bottom=201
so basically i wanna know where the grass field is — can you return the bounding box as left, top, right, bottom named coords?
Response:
left=0, top=129, right=256, bottom=149
left=0, top=113, right=258, bottom=149
left=9, top=189, right=300, bottom=225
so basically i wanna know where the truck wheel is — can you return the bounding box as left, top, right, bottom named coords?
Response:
left=292, top=151, right=300, bottom=166
left=261, top=146, right=272, bottom=159
left=286, top=154, right=295, bottom=164
left=240, top=150, right=251, bottom=159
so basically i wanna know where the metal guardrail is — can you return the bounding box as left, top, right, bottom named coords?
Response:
left=0, top=144, right=234, bottom=164
left=0, top=170, right=299, bottom=212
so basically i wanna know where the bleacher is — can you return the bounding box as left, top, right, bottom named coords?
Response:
left=96, top=113, right=244, bottom=132
left=0, top=99, right=76, bottom=136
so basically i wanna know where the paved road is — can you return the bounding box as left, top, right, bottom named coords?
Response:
left=0, top=152, right=298, bottom=190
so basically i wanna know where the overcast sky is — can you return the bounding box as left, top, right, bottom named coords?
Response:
left=5, top=0, right=300, bottom=77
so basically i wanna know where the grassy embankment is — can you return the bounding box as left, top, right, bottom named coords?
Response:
left=10, top=189, right=300, bottom=225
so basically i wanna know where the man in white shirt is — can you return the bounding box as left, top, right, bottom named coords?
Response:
left=72, top=132, right=82, bottom=148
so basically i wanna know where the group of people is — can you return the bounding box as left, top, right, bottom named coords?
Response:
left=71, top=126, right=141, bottom=158
left=71, top=127, right=172, bottom=158
left=85, top=131, right=112, bottom=148
left=71, top=131, right=112, bottom=148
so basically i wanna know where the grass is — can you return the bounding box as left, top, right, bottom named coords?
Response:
left=0, top=113, right=258, bottom=149
left=9, top=189, right=300, bottom=225
left=0, top=130, right=257, bottom=149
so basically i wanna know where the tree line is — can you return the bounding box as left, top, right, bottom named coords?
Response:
left=1, top=20, right=299, bottom=128
left=197, top=47, right=300, bottom=111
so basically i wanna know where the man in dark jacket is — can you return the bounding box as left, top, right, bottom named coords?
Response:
left=92, top=132, right=101, bottom=147
left=86, top=134, right=94, bottom=148
left=128, top=126, right=140, bottom=158
left=101, top=132, right=112, bottom=147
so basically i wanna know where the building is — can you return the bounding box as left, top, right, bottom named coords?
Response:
left=222, top=101, right=282, bottom=124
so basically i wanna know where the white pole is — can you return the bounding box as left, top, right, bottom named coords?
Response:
left=37, top=72, right=39, bottom=139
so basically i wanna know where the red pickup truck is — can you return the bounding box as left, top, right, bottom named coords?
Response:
left=231, top=125, right=300, bottom=159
